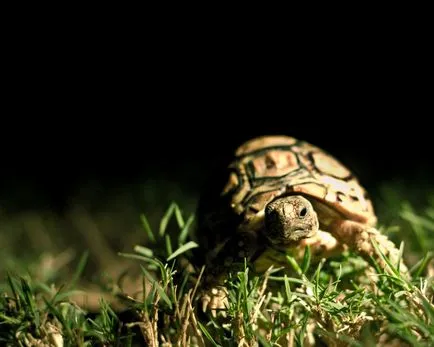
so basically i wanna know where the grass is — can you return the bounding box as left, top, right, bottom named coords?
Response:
left=0, top=183, right=433, bottom=346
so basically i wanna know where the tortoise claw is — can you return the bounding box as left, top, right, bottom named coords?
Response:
left=199, top=286, right=228, bottom=317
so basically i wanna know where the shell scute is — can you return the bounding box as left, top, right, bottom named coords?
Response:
left=221, top=135, right=376, bottom=226
left=250, top=150, right=299, bottom=178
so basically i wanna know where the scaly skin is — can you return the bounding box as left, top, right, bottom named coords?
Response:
left=199, top=195, right=409, bottom=315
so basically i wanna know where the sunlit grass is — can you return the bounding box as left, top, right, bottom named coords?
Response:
left=0, top=183, right=433, bottom=346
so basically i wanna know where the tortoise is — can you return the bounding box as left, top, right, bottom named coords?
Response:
left=195, top=135, right=408, bottom=312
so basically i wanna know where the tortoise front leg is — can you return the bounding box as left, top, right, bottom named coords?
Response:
left=199, top=230, right=260, bottom=315
left=329, top=220, right=409, bottom=277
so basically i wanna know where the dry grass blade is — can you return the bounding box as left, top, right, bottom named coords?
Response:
left=137, top=288, right=160, bottom=346
left=138, top=311, right=158, bottom=347
left=176, top=292, right=192, bottom=347
left=233, top=311, right=248, bottom=347
left=189, top=298, right=206, bottom=347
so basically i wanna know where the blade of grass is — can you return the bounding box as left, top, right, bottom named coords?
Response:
left=43, top=297, right=74, bottom=339
left=144, top=283, right=156, bottom=309
left=242, top=265, right=249, bottom=314
left=174, top=204, right=185, bottom=229
left=301, top=245, right=311, bottom=274
left=165, top=234, right=173, bottom=257
left=401, top=207, right=434, bottom=230
left=178, top=214, right=195, bottom=246
left=269, top=276, right=304, bottom=285
left=140, top=265, right=172, bottom=309
left=20, top=278, right=37, bottom=320
left=400, top=203, right=432, bottom=252
left=314, top=259, right=324, bottom=301
left=385, top=300, right=431, bottom=336
left=134, top=245, right=153, bottom=258
left=286, top=255, right=302, bottom=276
left=333, top=264, right=342, bottom=292
left=177, top=270, right=190, bottom=302
left=197, top=321, right=222, bottom=347
left=420, top=293, right=434, bottom=319
left=118, top=252, right=162, bottom=268
left=410, top=251, right=433, bottom=277
left=0, top=313, right=21, bottom=324
left=296, top=314, right=309, bottom=347
left=167, top=241, right=198, bottom=261
left=6, top=273, right=21, bottom=309
left=159, top=202, right=176, bottom=237
left=140, top=214, right=155, bottom=243
left=370, top=239, right=401, bottom=279
left=396, top=241, right=405, bottom=274
left=284, top=275, right=294, bottom=304
left=33, top=282, right=55, bottom=295
left=67, top=250, right=89, bottom=290
left=256, top=333, right=273, bottom=347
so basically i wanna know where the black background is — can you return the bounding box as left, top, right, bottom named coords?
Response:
left=1, top=50, right=432, bottom=214
left=1, top=100, right=432, bottom=214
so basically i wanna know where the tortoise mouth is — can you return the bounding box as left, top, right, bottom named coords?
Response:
left=284, top=227, right=315, bottom=243
left=291, top=228, right=316, bottom=240
left=265, top=225, right=315, bottom=246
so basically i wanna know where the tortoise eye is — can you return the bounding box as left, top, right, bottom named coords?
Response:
left=299, top=207, right=307, bottom=218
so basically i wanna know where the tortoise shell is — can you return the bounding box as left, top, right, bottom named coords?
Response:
left=196, top=135, right=377, bottom=261
left=196, top=135, right=408, bottom=314
left=220, top=135, right=376, bottom=228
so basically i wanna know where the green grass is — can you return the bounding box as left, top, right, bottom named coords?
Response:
left=0, top=184, right=433, bottom=346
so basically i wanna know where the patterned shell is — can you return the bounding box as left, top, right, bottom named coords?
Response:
left=221, top=135, right=377, bottom=227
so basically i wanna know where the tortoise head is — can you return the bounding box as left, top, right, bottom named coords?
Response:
left=264, top=195, right=319, bottom=245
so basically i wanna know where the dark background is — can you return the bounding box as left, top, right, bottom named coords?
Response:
left=2, top=22, right=432, bottom=216
left=1, top=49, right=432, bottom=215
left=1, top=108, right=432, bottom=215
